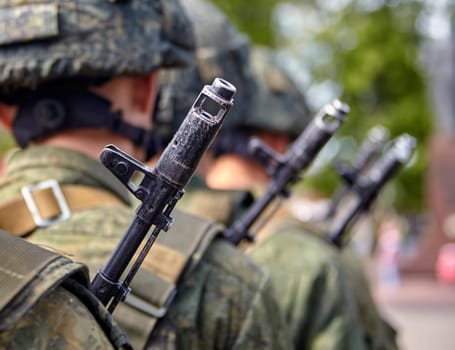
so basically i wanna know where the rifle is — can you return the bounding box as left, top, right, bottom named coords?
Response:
left=326, top=125, right=389, bottom=218
left=326, top=133, right=416, bottom=248
left=225, top=100, right=349, bottom=245
left=91, top=78, right=236, bottom=313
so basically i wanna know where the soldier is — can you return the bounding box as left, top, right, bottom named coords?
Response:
left=314, top=127, right=401, bottom=350
left=0, top=1, right=290, bottom=349
left=154, top=2, right=367, bottom=348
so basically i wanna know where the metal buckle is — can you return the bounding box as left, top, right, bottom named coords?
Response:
left=21, top=179, right=71, bottom=227
left=125, top=287, right=176, bottom=318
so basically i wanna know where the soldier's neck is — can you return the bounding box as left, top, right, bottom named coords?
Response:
left=36, top=129, right=145, bottom=161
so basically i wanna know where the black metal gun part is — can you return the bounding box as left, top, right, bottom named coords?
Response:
left=91, top=78, right=236, bottom=313
left=326, top=125, right=390, bottom=218
left=326, top=133, right=416, bottom=248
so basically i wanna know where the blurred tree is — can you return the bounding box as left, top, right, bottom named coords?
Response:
left=301, top=1, right=432, bottom=212
left=209, top=0, right=281, bottom=45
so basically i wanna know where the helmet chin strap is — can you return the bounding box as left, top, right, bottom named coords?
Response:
left=13, top=88, right=162, bottom=160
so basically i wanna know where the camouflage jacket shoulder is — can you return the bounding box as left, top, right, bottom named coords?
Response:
left=178, top=188, right=367, bottom=349
left=340, top=249, right=399, bottom=350
left=248, top=221, right=367, bottom=349
left=0, top=229, right=129, bottom=350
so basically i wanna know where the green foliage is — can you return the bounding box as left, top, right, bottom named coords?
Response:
left=298, top=164, right=340, bottom=196
left=208, top=0, right=281, bottom=45
left=309, top=2, right=432, bottom=212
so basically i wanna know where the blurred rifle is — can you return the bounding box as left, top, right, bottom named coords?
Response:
left=225, top=100, right=349, bottom=245
left=91, top=78, right=236, bottom=313
left=326, top=134, right=416, bottom=248
left=326, top=125, right=390, bottom=219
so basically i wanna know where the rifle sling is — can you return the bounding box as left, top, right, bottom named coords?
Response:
left=116, top=211, right=222, bottom=350
left=0, top=184, right=125, bottom=236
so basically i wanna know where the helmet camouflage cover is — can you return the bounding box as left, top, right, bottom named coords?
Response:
left=155, top=0, right=257, bottom=142
left=247, top=46, right=311, bottom=137
left=155, top=0, right=310, bottom=142
left=209, top=47, right=312, bottom=158
left=0, top=0, right=195, bottom=95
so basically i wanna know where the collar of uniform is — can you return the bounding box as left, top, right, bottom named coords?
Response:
left=178, top=186, right=254, bottom=226
left=2, top=145, right=131, bottom=205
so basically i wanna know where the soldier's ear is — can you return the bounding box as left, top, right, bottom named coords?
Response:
left=132, top=72, right=159, bottom=117
left=0, top=103, right=16, bottom=131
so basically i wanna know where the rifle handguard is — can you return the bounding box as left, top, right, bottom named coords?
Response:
left=327, top=133, right=416, bottom=248
left=327, top=125, right=390, bottom=218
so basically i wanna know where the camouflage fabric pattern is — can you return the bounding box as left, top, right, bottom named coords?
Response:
left=0, top=229, right=130, bottom=350
left=0, top=4, right=58, bottom=46
left=299, top=210, right=400, bottom=349
left=248, top=222, right=368, bottom=349
left=340, top=249, right=399, bottom=350
left=0, top=0, right=195, bottom=95
left=155, top=0, right=257, bottom=142
left=148, top=238, right=290, bottom=349
left=0, top=286, right=116, bottom=350
left=0, top=145, right=291, bottom=349
left=247, top=46, right=311, bottom=138
left=177, top=188, right=368, bottom=349
left=157, top=35, right=311, bottom=143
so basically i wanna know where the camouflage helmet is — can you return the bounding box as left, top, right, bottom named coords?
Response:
left=246, top=46, right=311, bottom=137
left=154, top=0, right=256, bottom=142
left=0, top=0, right=195, bottom=96
left=210, top=47, right=311, bottom=158
left=155, top=1, right=310, bottom=145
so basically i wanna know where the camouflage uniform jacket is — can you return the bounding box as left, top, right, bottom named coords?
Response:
left=178, top=187, right=368, bottom=350
left=339, top=250, right=399, bottom=350
left=298, top=204, right=399, bottom=350
left=0, top=145, right=291, bottom=350
left=0, top=286, right=118, bottom=350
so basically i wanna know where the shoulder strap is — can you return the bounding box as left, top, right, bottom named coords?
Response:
left=115, top=209, right=223, bottom=350
left=0, top=229, right=89, bottom=331
left=0, top=230, right=131, bottom=349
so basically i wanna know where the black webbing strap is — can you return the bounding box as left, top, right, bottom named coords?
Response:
left=13, top=87, right=162, bottom=159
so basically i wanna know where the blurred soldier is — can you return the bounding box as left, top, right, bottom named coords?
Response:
left=0, top=1, right=290, bottom=349
left=339, top=248, right=399, bottom=349
left=214, top=49, right=398, bottom=350
left=154, top=2, right=367, bottom=347
left=311, top=127, right=400, bottom=350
